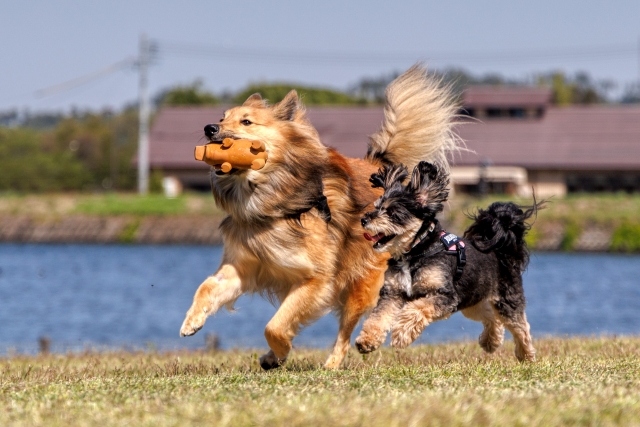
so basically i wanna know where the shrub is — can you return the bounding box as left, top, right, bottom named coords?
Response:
left=561, top=221, right=581, bottom=251
left=610, top=222, right=640, bottom=252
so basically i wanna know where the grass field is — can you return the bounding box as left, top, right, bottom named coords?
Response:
left=2, top=337, right=640, bottom=426
left=2, top=191, right=640, bottom=222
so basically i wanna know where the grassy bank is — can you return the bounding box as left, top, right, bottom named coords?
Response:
left=0, top=192, right=223, bottom=218
left=2, top=337, right=640, bottom=426
left=2, top=192, right=640, bottom=250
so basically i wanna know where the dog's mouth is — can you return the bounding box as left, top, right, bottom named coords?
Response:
left=213, top=165, right=241, bottom=176
left=364, top=232, right=396, bottom=248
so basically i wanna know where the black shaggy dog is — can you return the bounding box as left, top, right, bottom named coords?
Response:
left=355, top=161, right=543, bottom=361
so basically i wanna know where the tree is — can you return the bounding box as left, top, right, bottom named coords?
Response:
left=620, top=83, right=640, bottom=104
left=155, top=80, right=219, bottom=107
left=537, top=71, right=608, bottom=105
left=0, top=127, right=89, bottom=192
left=234, top=84, right=358, bottom=105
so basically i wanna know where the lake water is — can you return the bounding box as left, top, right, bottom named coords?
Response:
left=1, top=244, right=639, bottom=354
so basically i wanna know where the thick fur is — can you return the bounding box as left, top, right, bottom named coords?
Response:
left=356, top=162, right=542, bottom=362
left=180, top=65, right=460, bottom=369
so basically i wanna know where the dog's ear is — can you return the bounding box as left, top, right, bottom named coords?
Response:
left=408, top=161, right=449, bottom=215
left=370, top=164, right=408, bottom=189
left=243, top=93, right=266, bottom=108
left=369, top=171, right=385, bottom=188
left=272, top=90, right=299, bottom=121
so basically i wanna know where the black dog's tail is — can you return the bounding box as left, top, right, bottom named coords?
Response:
left=464, top=199, right=545, bottom=272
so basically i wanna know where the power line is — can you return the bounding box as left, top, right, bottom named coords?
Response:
left=158, top=40, right=637, bottom=66
left=33, top=41, right=637, bottom=101
left=34, top=57, right=136, bottom=98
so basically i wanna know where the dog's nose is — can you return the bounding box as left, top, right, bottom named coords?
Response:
left=361, top=217, right=369, bottom=227
left=204, top=124, right=219, bottom=138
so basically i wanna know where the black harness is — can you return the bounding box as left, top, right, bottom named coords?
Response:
left=440, top=231, right=467, bottom=281
left=406, top=224, right=467, bottom=281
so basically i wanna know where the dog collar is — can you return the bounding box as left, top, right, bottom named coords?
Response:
left=407, top=221, right=435, bottom=251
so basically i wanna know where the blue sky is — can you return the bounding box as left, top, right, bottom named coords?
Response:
left=2, top=0, right=639, bottom=112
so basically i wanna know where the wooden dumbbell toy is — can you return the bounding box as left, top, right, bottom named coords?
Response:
left=194, top=138, right=268, bottom=173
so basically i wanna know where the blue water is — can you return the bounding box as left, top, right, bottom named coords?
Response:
left=1, top=244, right=639, bottom=353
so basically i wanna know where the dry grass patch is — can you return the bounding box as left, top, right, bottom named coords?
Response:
left=2, top=337, right=640, bottom=426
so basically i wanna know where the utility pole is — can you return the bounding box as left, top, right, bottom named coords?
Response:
left=137, top=33, right=150, bottom=195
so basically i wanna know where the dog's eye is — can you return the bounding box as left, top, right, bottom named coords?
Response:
left=241, top=119, right=252, bottom=126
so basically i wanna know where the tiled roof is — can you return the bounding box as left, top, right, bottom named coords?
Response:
left=149, top=104, right=640, bottom=171
left=454, top=106, right=640, bottom=169
left=462, top=86, right=552, bottom=108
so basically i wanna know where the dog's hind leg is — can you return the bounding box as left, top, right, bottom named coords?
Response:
left=494, top=309, right=536, bottom=362
left=260, top=277, right=333, bottom=370
left=461, top=299, right=505, bottom=353
left=492, top=279, right=535, bottom=362
left=180, top=264, right=244, bottom=337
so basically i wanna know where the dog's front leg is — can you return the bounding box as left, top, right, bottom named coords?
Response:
left=259, top=277, right=331, bottom=370
left=355, top=286, right=405, bottom=354
left=180, top=264, right=244, bottom=337
left=391, top=295, right=454, bottom=349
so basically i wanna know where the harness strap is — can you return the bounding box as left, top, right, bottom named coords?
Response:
left=403, top=228, right=467, bottom=281
left=440, top=231, right=467, bottom=281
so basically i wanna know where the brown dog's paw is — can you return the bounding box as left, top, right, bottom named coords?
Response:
left=179, top=308, right=207, bottom=337
left=478, top=324, right=505, bottom=353
left=355, top=331, right=384, bottom=354
left=259, top=350, right=285, bottom=370
left=515, top=346, right=536, bottom=363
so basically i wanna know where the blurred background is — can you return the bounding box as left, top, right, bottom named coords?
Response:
left=1, top=0, right=640, bottom=355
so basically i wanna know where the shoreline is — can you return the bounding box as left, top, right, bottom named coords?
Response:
left=0, top=215, right=223, bottom=245
left=0, top=213, right=633, bottom=252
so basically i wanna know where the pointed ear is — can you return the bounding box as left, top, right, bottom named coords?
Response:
left=408, top=161, right=449, bottom=214
left=243, top=93, right=265, bottom=108
left=272, top=90, right=299, bottom=121
left=370, top=164, right=409, bottom=189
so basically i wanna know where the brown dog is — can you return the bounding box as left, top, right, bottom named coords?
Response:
left=179, top=65, right=459, bottom=369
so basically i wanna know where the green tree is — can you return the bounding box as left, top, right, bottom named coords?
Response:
left=43, top=109, right=139, bottom=191
left=155, top=80, right=219, bottom=106
left=234, top=84, right=358, bottom=105
left=0, top=127, right=90, bottom=192
left=537, top=71, right=607, bottom=105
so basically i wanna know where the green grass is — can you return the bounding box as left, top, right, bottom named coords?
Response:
left=610, top=223, right=640, bottom=252
left=0, top=192, right=224, bottom=218
left=449, top=193, right=640, bottom=227
left=74, top=194, right=188, bottom=216
left=2, top=337, right=640, bottom=426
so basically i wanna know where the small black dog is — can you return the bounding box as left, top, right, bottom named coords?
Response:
left=355, top=161, right=542, bottom=361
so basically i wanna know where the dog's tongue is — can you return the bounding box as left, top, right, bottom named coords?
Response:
left=364, top=232, right=385, bottom=242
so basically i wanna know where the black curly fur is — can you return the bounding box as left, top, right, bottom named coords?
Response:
left=464, top=199, right=545, bottom=273
left=368, top=161, right=449, bottom=221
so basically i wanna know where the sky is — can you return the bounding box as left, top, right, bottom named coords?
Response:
left=1, top=0, right=639, bottom=113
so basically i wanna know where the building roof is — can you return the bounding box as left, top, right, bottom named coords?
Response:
left=149, top=103, right=640, bottom=172
left=462, top=86, right=552, bottom=108
left=454, top=106, right=640, bottom=170
left=149, top=106, right=384, bottom=169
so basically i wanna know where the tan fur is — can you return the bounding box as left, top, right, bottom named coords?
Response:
left=494, top=310, right=536, bottom=361
left=180, top=65, right=459, bottom=369
left=390, top=298, right=452, bottom=349
left=354, top=269, right=407, bottom=353
left=367, top=64, right=460, bottom=174
left=461, top=299, right=505, bottom=353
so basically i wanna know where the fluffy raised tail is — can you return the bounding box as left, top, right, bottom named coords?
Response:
left=464, top=200, right=545, bottom=272
left=366, top=64, right=460, bottom=174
